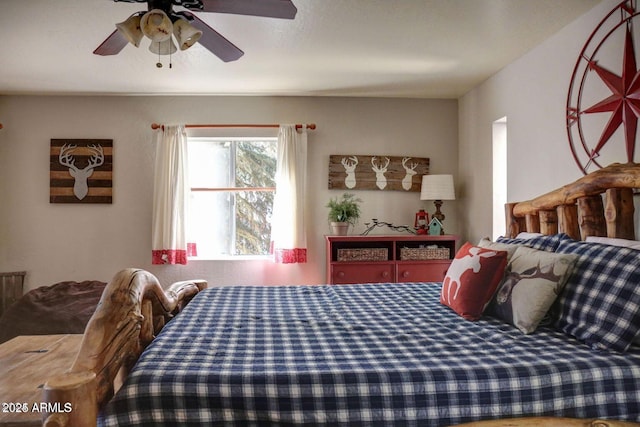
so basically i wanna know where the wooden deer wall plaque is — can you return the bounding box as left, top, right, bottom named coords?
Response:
left=328, top=155, right=429, bottom=192
left=50, top=139, right=113, bottom=204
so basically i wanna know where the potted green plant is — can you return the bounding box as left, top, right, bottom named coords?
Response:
left=326, top=193, right=362, bottom=235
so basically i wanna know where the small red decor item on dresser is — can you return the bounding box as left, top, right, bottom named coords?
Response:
left=414, top=209, right=429, bottom=234
left=440, top=242, right=508, bottom=320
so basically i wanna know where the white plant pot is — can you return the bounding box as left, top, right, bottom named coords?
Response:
left=330, top=222, right=350, bottom=236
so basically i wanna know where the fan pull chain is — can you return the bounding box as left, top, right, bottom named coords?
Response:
left=153, top=41, right=172, bottom=69
left=156, top=41, right=162, bottom=68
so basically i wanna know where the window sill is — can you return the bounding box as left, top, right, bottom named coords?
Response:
left=188, top=255, right=272, bottom=262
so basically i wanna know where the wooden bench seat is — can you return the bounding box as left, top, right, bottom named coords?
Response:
left=0, top=335, right=83, bottom=427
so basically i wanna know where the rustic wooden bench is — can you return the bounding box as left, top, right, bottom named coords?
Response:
left=0, top=334, right=82, bottom=427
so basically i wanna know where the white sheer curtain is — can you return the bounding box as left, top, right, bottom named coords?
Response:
left=270, top=124, right=308, bottom=263
left=151, top=124, right=193, bottom=265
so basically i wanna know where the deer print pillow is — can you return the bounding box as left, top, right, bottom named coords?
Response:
left=486, top=246, right=577, bottom=334
left=440, top=242, right=508, bottom=320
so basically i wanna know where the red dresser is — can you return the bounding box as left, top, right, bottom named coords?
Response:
left=326, top=235, right=459, bottom=284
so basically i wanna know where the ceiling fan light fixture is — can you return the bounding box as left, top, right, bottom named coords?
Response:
left=141, top=9, right=173, bottom=42
left=94, top=0, right=296, bottom=61
left=173, top=19, right=203, bottom=50
left=115, top=14, right=143, bottom=47
left=149, top=37, right=177, bottom=55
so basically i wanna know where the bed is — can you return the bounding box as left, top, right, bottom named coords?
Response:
left=42, top=162, right=640, bottom=427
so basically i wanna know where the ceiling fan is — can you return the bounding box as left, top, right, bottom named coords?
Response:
left=94, top=0, right=297, bottom=63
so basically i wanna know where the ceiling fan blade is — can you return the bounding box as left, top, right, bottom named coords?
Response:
left=93, top=29, right=129, bottom=56
left=200, top=0, right=297, bottom=19
left=185, top=12, right=244, bottom=62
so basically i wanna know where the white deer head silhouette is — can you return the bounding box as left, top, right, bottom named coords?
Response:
left=58, top=144, right=105, bottom=200
left=371, top=156, right=390, bottom=190
left=401, top=157, right=418, bottom=191
left=341, top=156, right=358, bottom=189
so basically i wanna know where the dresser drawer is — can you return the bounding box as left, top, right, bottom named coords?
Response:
left=397, top=261, right=451, bottom=282
left=331, top=263, right=394, bottom=284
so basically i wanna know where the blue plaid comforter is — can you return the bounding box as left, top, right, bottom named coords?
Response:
left=99, top=283, right=640, bottom=426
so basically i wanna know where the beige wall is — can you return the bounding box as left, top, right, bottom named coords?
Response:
left=0, top=96, right=458, bottom=290
left=458, top=0, right=619, bottom=244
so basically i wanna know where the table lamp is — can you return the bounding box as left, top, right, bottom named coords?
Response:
left=420, top=174, right=455, bottom=230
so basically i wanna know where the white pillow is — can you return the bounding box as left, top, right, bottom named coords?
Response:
left=516, top=232, right=544, bottom=239
left=585, top=236, right=640, bottom=250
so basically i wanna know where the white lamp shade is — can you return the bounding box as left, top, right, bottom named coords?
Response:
left=173, top=19, right=203, bottom=50
left=420, top=174, right=455, bottom=200
left=141, top=9, right=173, bottom=43
left=116, top=14, right=143, bottom=47
left=148, top=37, right=177, bottom=55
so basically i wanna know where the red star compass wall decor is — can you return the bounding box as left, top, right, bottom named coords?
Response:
left=567, top=0, right=640, bottom=174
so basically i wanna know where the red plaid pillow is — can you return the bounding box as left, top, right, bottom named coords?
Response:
left=441, top=242, right=508, bottom=320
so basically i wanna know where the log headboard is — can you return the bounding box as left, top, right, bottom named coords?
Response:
left=42, top=268, right=207, bottom=427
left=504, top=162, right=639, bottom=241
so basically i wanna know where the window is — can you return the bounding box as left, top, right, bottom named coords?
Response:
left=492, top=117, right=507, bottom=240
left=188, top=137, right=277, bottom=258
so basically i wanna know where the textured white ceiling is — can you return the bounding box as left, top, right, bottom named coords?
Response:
left=0, top=0, right=600, bottom=98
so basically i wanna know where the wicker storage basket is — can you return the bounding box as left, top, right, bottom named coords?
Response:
left=400, top=247, right=449, bottom=261
left=337, top=248, right=388, bottom=262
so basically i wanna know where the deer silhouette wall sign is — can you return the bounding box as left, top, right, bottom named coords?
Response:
left=328, top=155, right=429, bottom=191
left=401, top=157, right=418, bottom=191
left=371, top=156, right=391, bottom=190
left=59, top=144, right=104, bottom=200
left=50, top=139, right=113, bottom=204
left=341, top=156, right=358, bottom=189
